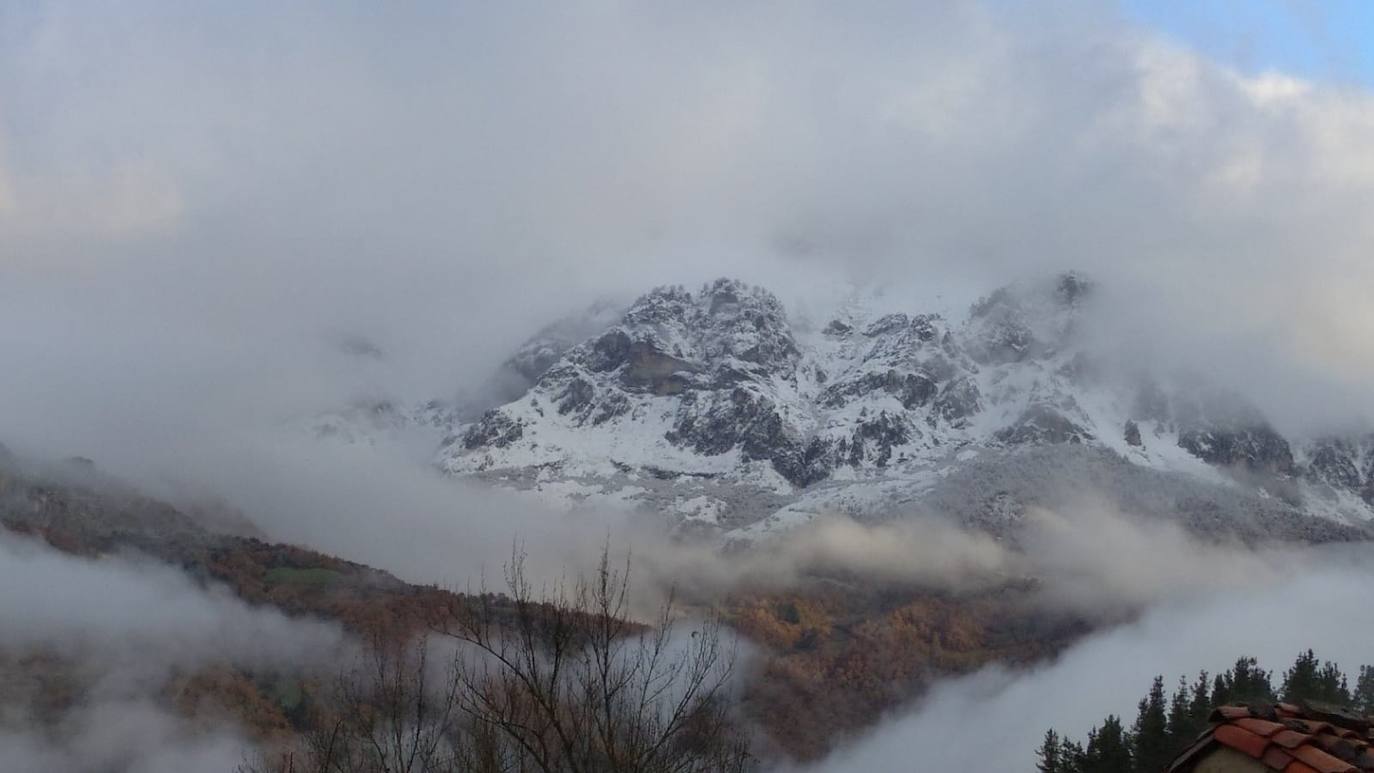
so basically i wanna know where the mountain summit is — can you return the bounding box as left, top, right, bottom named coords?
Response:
left=425, top=275, right=1374, bottom=541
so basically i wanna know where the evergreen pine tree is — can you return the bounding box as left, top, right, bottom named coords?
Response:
left=1083, top=726, right=1101, bottom=773
left=1226, top=656, right=1274, bottom=705
left=1166, top=676, right=1193, bottom=751
left=1132, top=676, right=1170, bottom=773
left=1036, top=729, right=1062, bottom=773
left=1212, top=672, right=1230, bottom=708
left=1083, top=715, right=1133, bottom=773
left=1281, top=650, right=1350, bottom=705
left=1316, top=662, right=1350, bottom=705
left=1355, top=665, right=1374, bottom=716
left=1282, top=649, right=1320, bottom=703
left=1188, top=671, right=1212, bottom=727
left=1060, top=737, right=1086, bottom=773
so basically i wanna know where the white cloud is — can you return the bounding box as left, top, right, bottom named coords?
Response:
left=0, top=533, right=345, bottom=770
left=0, top=700, right=249, bottom=773
left=0, top=0, right=1370, bottom=447
left=1, top=6, right=1374, bottom=763
left=0, top=533, right=344, bottom=678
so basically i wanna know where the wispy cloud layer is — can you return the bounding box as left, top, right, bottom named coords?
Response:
left=3, top=0, right=1374, bottom=459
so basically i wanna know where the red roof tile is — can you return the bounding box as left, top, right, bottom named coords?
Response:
left=1286, top=720, right=1338, bottom=737
left=1168, top=704, right=1374, bottom=773
left=1218, top=724, right=1277, bottom=759
left=1276, top=730, right=1316, bottom=749
left=1262, top=746, right=1295, bottom=769
left=1236, top=718, right=1288, bottom=738
left=1287, top=745, right=1358, bottom=773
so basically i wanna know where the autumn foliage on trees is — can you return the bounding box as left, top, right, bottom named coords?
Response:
left=726, top=581, right=1089, bottom=759
left=2, top=464, right=1103, bottom=767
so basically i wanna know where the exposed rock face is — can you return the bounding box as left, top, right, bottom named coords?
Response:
left=821, top=370, right=938, bottom=411
left=1164, top=392, right=1296, bottom=475
left=428, top=273, right=1374, bottom=536
left=1177, top=425, right=1294, bottom=475
left=844, top=412, right=912, bottom=468
left=462, top=410, right=524, bottom=449
left=1124, top=420, right=1142, bottom=447
left=933, top=376, right=982, bottom=426
left=1306, top=439, right=1362, bottom=490
left=667, top=389, right=787, bottom=459
left=1298, top=435, right=1374, bottom=506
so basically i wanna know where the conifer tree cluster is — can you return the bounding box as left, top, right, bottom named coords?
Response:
left=1035, top=651, right=1374, bottom=773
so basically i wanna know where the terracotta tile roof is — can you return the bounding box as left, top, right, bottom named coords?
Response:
left=1167, top=702, right=1374, bottom=773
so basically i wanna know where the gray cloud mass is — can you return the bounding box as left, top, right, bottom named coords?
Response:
left=3, top=1, right=1374, bottom=769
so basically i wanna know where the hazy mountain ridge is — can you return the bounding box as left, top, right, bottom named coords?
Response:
left=342, top=274, right=1373, bottom=540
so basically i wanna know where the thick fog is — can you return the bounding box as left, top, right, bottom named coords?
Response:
left=0, top=533, right=344, bottom=670
left=4, top=3, right=1374, bottom=767
left=0, top=534, right=346, bottom=771
left=4, top=1, right=1374, bottom=473
left=1, top=702, right=250, bottom=773
left=1, top=0, right=1372, bottom=625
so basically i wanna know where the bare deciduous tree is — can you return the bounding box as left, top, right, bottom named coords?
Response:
left=241, top=545, right=753, bottom=773
left=312, top=632, right=462, bottom=773
left=439, top=545, right=753, bottom=773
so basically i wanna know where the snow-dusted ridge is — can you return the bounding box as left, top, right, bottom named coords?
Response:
left=342, top=275, right=1374, bottom=542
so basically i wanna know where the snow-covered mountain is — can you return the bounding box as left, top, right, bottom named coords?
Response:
left=350, top=275, right=1374, bottom=542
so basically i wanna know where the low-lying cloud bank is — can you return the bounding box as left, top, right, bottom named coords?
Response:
left=97, top=422, right=1358, bottom=622
left=0, top=701, right=249, bottom=773
left=647, top=496, right=1348, bottom=618
left=211, top=440, right=1322, bottom=620
left=0, top=534, right=346, bottom=769
left=3, top=2, right=1374, bottom=769
left=790, top=550, right=1374, bottom=771
left=0, top=533, right=344, bottom=670
left=7, top=421, right=1347, bottom=627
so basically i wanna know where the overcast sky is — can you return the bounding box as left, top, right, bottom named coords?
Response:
left=4, top=4, right=1374, bottom=767
left=3, top=0, right=1374, bottom=481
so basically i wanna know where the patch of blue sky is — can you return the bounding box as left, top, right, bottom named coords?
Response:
left=1120, top=0, right=1374, bottom=87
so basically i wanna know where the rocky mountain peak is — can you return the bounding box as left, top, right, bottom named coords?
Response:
left=610, top=279, right=798, bottom=371
left=427, top=272, right=1374, bottom=539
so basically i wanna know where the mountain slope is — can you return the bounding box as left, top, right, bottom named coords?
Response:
left=429, top=275, right=1374, bottom=541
